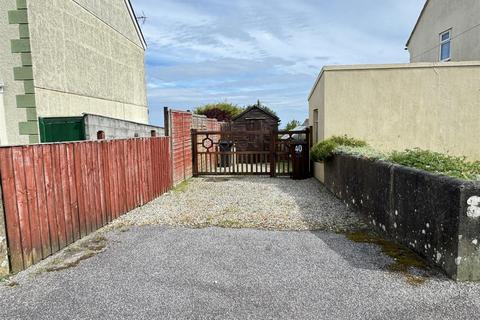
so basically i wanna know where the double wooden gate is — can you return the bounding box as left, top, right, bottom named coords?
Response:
left=191, top=129, right=311, bottom=178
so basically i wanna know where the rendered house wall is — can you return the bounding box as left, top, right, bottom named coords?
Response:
left=1, top=0, right=148, bottom=146
left=407, top=0, right=480, bottom=63
left=308, top=62, right=480, bottom=161
left=28, top=0, right=148, bottom=125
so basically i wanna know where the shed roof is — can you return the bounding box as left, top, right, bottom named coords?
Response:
left=232, top=106, right=280, bottom=122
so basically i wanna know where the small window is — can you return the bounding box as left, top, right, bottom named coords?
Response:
left=439, top=30, right=451, bottom=62
left=150, top=130, right=157, bottom=137
left=97, top=131, right=105, bottom=140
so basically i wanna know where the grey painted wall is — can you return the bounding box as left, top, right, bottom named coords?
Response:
left=408, top=0, right=480, bottom=62
left=84, top=114, right=164, bottom=140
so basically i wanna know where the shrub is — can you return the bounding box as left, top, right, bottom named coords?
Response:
left=311, top=135, right=367, bottom=161
left=194, top=102, right=244, bottom=121
left=336, top=145, right=388, bottom=161
left=389, top=148, right=480, bottom=181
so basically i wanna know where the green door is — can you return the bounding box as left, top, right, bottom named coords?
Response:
left=39, top=117, right=86, bottom=143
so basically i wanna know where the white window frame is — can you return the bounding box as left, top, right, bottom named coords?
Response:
left=439, top=29, right=452, bottom=62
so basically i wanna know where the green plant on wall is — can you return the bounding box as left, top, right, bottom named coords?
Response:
left=311, top=135, right=480, bottom=181
left=311, top=135, right=367, bottom=161
left=389, top=149, right=480, bottom=181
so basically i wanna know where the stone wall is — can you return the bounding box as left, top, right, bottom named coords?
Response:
left=323, top=153, right=480, bottom=281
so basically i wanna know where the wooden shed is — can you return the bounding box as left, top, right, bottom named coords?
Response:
left=227, top=105, right=280, bottom=152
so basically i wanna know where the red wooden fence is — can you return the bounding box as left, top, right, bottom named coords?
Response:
left=170, top=111, right=193, bottom=185
left=167, top=110, right=224, bottom=185
left=0, top=137, right=172, bottom=273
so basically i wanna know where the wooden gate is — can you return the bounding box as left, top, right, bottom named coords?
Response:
left=191, top=129, right=311, bottom=178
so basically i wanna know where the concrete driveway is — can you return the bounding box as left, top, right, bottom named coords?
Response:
left=1, top=226, right=480, bottom=320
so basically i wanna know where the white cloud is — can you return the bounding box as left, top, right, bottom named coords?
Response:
left=130, top=0, right=425, bottom=126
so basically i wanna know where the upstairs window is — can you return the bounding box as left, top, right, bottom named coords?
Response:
left=440, top=30, right=451, bottom=62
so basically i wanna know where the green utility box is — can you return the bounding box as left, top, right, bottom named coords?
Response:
left=39, top=117, right=86, bottom=143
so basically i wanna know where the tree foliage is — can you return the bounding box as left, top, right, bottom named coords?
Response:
left=284, top=120, right=301, bottom=131
left=194, top=102, right=244, bottom=122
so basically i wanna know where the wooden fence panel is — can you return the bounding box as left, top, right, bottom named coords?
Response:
left=0, top=137, right=172, bottom=273
left=0, top=148, right=23, bottom=272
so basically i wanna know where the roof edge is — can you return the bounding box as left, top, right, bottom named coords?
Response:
left=308, top=60, right=480, bottom=100
left=124, top=0, right=147, bottom=50
left=232, top=105, right=280, bottom=122
left=406, top=0, right=429, bottom=48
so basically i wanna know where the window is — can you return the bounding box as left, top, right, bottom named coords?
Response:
left=313, top=109, right=319, bottom=144
left=439, top=30, right=451, bottom=62
left=96, top=130, right=105, bottom=140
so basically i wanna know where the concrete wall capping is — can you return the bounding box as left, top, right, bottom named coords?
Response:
left=323, top=152, right=480, bottom=281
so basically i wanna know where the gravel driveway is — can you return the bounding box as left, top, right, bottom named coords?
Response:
left=109, top=177, right=365, bottom=232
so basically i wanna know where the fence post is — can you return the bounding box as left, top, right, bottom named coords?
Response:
left=0, top=178, right=10, bottom=277
left=191, top=129, right=198, bottom=177
left=270, top=129, right=277, bottom=177
left=163, top=107, right=170, bottom=136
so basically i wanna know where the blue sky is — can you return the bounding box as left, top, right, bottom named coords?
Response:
left=130, top=0, right=425, bottom=127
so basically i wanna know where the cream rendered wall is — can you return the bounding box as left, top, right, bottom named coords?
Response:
left=408, top=0, right=480, bottom=62
left=308, top=75, right=325, bottom=145
left=27, top=0, right=148, bottom=124
left=73, top=0, right=143, bottom=48
left=0, top=91, right=8, bottom=145
left=0, top=0, right=29, bottom=146
left=308, top=62, right=480, bottom=161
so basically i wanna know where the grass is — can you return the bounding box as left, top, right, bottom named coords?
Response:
left=311, top=136, right=480, bottom=181
left=172, top=179, right=191, bottom=193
